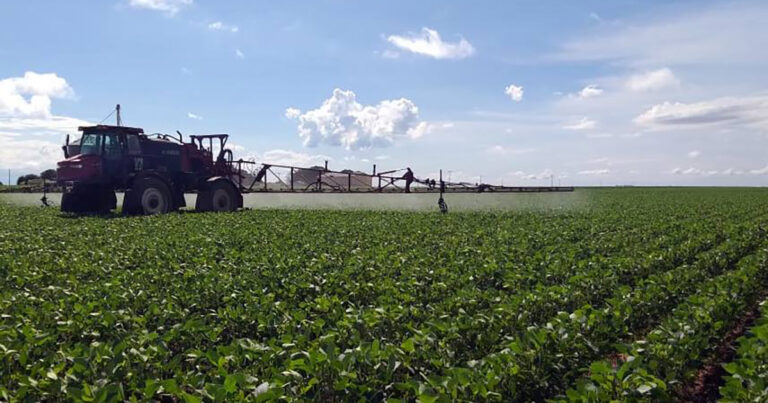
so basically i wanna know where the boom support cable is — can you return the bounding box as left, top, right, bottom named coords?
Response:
left=98, top=108, right=116, bottom=125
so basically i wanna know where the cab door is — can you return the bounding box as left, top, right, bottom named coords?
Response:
left=102, top=133, right=123, bottom=182
left=125, top=134, right=143, bottom=173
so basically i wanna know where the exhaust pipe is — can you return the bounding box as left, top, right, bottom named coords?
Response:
left=62, top=134, right=70, bottom=158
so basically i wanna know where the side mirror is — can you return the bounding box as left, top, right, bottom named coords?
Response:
left=63, top=134, right=70, bottom=158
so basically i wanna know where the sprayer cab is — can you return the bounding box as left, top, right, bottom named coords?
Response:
left=57, top=115, right=243, bottom=215
left=57, top=125, right=145, bottom=184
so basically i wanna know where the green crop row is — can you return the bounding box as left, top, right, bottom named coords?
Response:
left=334, top=213, right=727, bottom=375
left=419, top=221, right=767, bottom=401
left=237, top=205, right=755, bottom=401
left=563, top=244, right=768, bottom=402
left=718, top=299, right=768, bottom=402
left=1, top=188, right=768, bottom=402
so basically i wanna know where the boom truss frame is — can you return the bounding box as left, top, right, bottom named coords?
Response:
left=230, top=160, right=574, bottom=194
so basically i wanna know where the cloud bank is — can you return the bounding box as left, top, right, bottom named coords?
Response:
left=286, top=89, right=428, bottom=150
left=635, top=96, right=768, bottom=128
left=128, top=0, right=192, bottom=15
left=387, top=28, right=475, bottom=59
left=0, top=72, right=90, bottom=170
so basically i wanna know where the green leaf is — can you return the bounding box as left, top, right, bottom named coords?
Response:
left=224, top=374, right=237, bottom=393
left=181, top=392, right=202, bottom=403
left=417, top=392, right=438, bottom=403
left=722, top=362, right=740, bottom=375
left=589, top=361, right=611, bottom=376
left=401, top=338, right=416, bottom=353
left=371, top=339, right=380, bottom=356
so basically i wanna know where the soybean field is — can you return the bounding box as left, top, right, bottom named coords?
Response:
left=1, top=188, right=768, bottom=401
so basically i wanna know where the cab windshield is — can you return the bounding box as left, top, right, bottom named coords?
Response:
left=79, top=134, right=103, bottom=156
left=78, top=133, right=122, bottom=157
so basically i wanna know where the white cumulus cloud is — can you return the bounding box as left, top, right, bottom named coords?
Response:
left=285, top=88, right=428, bottom=150
left=563, top=117, right=597, bottom=130
left=672, top=167, right=723, bottom=176
left=688, top=150, right=700, bottom=158
left=578, top=85, right=603, bottom=98
left=187, top=112, right=202, bottom=120
left=128, top=0, right=192, bottom=15
left=504, top=84, right=524, bottom=102
left=626, top=68, right=679, bottom=91
left=208, top=21, right=239, bottom=33
left=0, top=72, right=74, bottom=118
left=634, top=95, right=768, bottom=128
left=486, top=145, right=535, bottom=155
left=0, top=115, right=90, bottom=134
left=235, top=49, right=245, bottom=59
left=722, top=168, right=744, bottom=175
left=244, top=149, right=332, bottom=168
left=386, top=28, right=475, bottom=59
left=0, top=135, right=65, bottom=171
left=284, top=107, right=301, bottom=119
left=578, top=169, right=610, bottom=175
left=0, top=72, right=91, bottom=171
left=509, top=168, right=555, bottom=181
left=684, top=167, right=701, bottom=175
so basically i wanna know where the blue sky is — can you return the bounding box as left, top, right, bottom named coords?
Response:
left=2, top=0, right=768, bottom=185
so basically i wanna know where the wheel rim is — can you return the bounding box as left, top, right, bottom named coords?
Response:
left=141, top=187, right=166, bottom=214
left=212, top=188, right=232, bottom=211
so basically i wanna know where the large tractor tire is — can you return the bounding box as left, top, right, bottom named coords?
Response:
left=60, top=191, right=82, bottom=213
left=121, top=189, right=140, bottom=215
left=61, top=186, right=116, bottom=214
left=196, top=179, right=241, bottom=212
left=99, top=189, right=117, bottom=213
left=127, top=177, right=173, bottom=215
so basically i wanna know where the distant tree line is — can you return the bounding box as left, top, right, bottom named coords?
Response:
left=16, top=169, right=57, bottom=185
left=17, top=174, right=39, bottom=185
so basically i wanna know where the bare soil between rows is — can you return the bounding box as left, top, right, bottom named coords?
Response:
left=675, top=292, right=767, bottom=402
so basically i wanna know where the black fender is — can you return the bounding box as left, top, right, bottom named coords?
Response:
left=127, top=170, right=185, bottom=209
left=199, top=176, right=243, bottom=209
